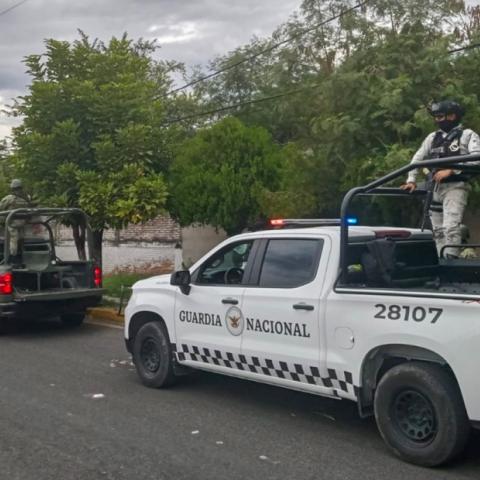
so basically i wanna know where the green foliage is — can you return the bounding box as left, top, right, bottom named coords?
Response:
left=257, top=143, right=317, bottom=218
left=7, top=0, right=480, bottom=241
left=185, top=0, right=480, bottom=223
left=103, top=272, right=150, bottom=298
left=9, top=32, right=182, bottom=256
left=169, top=117, right=283, bottom=234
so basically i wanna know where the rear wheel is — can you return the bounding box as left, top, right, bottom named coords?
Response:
left=374, top=362, right=470, bottom=466
left=60, top=312, right=85, bottom=327
left=0, top=319, right=9, bottom=334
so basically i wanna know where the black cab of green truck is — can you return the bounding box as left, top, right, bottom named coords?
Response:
left=0, top=207, right=103, bottom=327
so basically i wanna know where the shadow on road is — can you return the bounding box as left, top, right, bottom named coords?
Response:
left=163, top=369, right=480, bottom=471
left=0, top=317, right=98, bottom=339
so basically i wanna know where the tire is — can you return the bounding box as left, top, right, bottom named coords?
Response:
left=374, top=361, right=470, bottom=467
left=62, top=277, right=79, bottom=289
left=0, top=319, right=8, bottom=334
left=132, top=321, right=176, bottom=388
left=60, top=312, right=85, bottom=327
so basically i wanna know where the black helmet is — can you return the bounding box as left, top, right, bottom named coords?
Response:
left=430, top=100, right=465, bottom=119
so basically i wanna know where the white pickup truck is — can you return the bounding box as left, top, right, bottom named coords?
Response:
left=125, top=154, right=480, bottom=467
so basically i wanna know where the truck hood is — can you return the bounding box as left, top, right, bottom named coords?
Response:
left=133, top=273, right=171, bottom=289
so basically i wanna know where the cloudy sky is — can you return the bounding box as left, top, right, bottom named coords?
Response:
left=0, top=0, right=303, bottom=140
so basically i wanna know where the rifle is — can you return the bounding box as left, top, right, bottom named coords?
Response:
left=420, top=171, right=437, bottom=231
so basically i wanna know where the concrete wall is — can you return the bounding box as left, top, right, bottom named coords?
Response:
left=53, top=215, right=180, bottom=274
left=180, top=225, right=228, bottom=267
left=54, top=217, right=229, bottom=273
left=55, top=241, right=176, bottom=274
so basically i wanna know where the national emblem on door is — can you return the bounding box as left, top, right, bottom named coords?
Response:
left=225, top=306, right=245, bottom=336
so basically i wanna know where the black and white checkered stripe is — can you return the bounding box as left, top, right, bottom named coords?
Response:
left=173, top=343, right=359, bottom=398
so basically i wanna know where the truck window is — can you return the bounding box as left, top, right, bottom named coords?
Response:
left=344, top=239, right=440, bottom=288
left=258, top=239, right=323, bottom=288
left=196, top=240, right=254, bottom=285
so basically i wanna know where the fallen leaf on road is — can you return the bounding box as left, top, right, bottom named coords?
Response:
left=259, top=455, right=280, bottom=465
left=313, top=411, right=335, bottom=421
left=110, top=359, right=135, bottom=368
left=84, top=393, right=105, bottom=399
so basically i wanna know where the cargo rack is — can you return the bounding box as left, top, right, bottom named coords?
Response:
left=0, top=208, right=93, bottom=262
left=339, top=153, right=480, bottom=283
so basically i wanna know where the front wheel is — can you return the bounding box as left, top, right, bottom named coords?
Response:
left=60, top=312, right=85, bottom=327
left=132, top=322, right=176, bottom=388
left=374, top=362, right=470, bottom=467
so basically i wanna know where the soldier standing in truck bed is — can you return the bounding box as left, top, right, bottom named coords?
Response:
left=401, top=101, right=480, bottom=258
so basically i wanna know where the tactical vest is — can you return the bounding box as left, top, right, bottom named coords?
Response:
left=429, top=127, right=470, bottom=182
left=5, top=194, right=30, bottom=209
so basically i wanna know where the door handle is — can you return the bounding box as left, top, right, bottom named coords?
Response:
left=222, top=298, right=239, bottom=305
left=293, top=303, right=314, bottom=311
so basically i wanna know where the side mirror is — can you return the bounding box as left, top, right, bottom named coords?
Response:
left=170, top=270, right=191, bottom=295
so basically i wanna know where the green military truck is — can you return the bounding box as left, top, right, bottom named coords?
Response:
left=0, top=207, right=103, bottom=329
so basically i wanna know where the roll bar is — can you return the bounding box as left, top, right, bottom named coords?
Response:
left=339, top=153, right=480, bottom=283
left=0, top=208, right=93, bottom=262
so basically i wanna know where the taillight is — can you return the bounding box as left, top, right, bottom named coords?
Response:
left=375, top=230, right=411, bottom=239
left=93, top=266, right=102, bottom=288
left=0, top=273, right=13, bottom=295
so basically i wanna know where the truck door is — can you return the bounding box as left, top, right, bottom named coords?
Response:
left=240, top=236, right=334, bottom=395
left=174, top=239, right=258, bottom=369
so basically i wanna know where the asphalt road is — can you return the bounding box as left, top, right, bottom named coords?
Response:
left=0, top=319, right=479, bottom=480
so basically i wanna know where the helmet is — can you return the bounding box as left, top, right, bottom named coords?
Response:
left=10, top=179, right=22, bottom=190
left=429, top=100, right=465, bottom=119
left=460, top=224, right=470, bottom=242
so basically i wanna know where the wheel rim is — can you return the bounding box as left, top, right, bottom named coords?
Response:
left=392, top=389, right=437, bottom=444
left=140, top=337, right=161, bottom=373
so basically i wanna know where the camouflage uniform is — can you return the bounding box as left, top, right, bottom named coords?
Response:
left=459, top=224, right=477, bottom=259
left=407, top=127, right=480, bottom=257
left=0, top=186, right=32, bottom=259
left=459, top=247, right=477, bottom=259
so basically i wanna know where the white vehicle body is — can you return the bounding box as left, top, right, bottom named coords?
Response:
left=125, top=225, right=480, bottom=422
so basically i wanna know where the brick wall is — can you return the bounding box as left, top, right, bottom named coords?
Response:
left=53, top=215, right=229, bottom=273
left=56, top=241, right=176, bottom=274
left=55, top=215, right=181, bottom=273
left=55, top=215, right=181, bottom=244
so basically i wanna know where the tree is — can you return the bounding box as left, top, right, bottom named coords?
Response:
left=9, top=32, right=181, bottom=264
left=0, top=141, right=12, bottom=199
left=169, top=117, right=283, bottom=235
left=183, top=0, right=478, bottom=223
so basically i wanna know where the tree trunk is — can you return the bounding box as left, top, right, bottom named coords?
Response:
left=72, top=223, right=86, bottom=261
left=92, top=229, right=104, bottom=268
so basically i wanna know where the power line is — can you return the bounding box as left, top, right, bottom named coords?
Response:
left=448, top=42, right=480, bottom=54
left=0, top=0, right=30, bottom=17
left=164, top=83, right=320, bottom=125
left=165, top=0, right=370, bottom=97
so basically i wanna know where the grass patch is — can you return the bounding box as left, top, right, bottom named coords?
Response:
left=103, top=273, right=151, bottom=298
left=102, top=260, right=174, bottom=300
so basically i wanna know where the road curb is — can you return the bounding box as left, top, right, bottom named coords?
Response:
left=87, top=307, right=124, bottom=325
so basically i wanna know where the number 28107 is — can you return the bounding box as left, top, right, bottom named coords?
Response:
left=374, top=304, right=443, bottom=323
